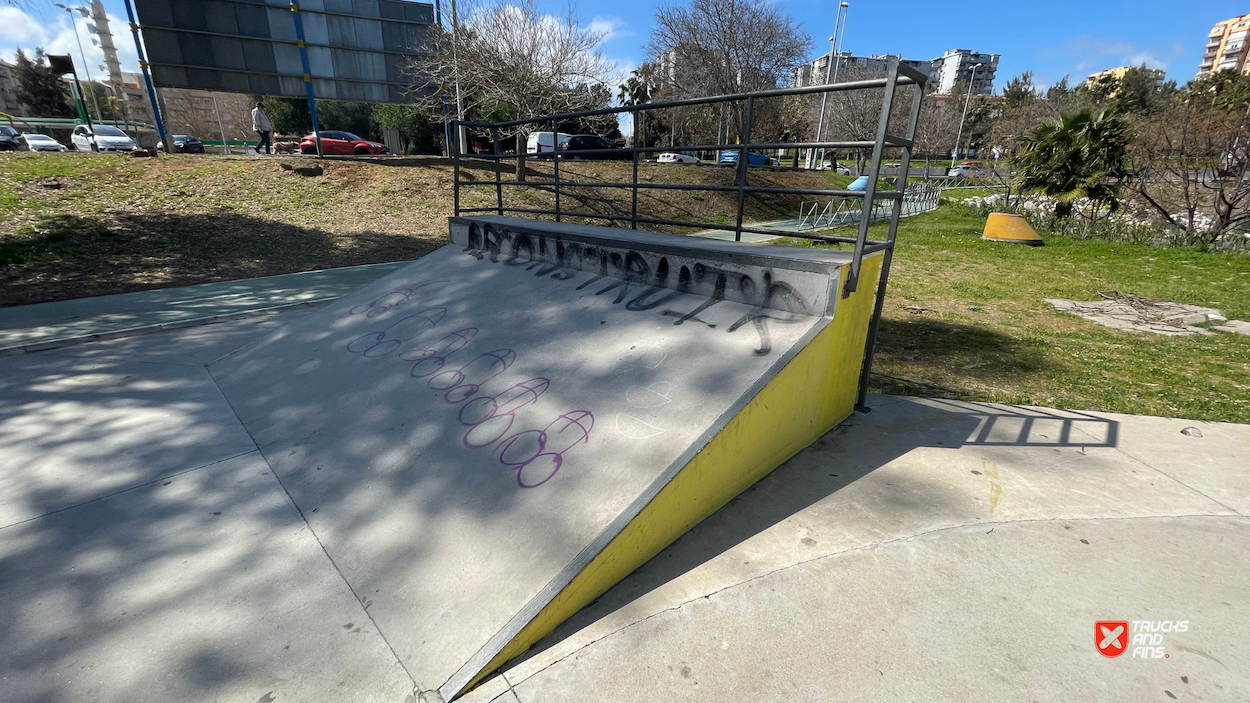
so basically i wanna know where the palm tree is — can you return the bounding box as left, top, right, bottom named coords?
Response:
left=619, top=63, right=655, bottom=147
left=618, top=63, right=654, bottom=106
left=1011, top=108, right=1133, bottom=217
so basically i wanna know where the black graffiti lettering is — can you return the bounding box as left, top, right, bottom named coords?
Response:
left=504, top=233, right=534, bottom=266
left=596, top=278, right=634, bottom=304
left=482, top=224, right=504, bottom=263
left=576, top=274, right=607, bottom=290
left=627, top=286, right=684, bottom=311
left=662, top=271, right=725, bottom=327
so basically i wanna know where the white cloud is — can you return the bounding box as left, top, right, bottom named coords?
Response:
left=1055, top=36, right=1187, bottom=75
left=588, top=16, right=630, bottom=43
left=0, top=7, right=47, bottom=45
left=0, top=8, right=139, bottom=77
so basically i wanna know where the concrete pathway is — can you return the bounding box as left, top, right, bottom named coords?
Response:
left=0, top=261, right=406, bottom=355
left=0, top=309, right=1247, bottom=702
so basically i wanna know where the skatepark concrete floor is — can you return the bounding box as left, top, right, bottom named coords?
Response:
left=1, top=306, right=1247, bottom=703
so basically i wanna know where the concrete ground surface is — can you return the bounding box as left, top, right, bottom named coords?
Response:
left=0, top=261, right=406, bottom=354
left=0, top=306, right=1247, bottom=702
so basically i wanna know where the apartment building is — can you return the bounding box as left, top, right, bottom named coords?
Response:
left=930, top=49, right=999, bottom=95
left=1085, top=66, right=1167, bottom=91
left=1198, top=14, right=1250, bottom=77
left=791, top=53, right=931, bottom=88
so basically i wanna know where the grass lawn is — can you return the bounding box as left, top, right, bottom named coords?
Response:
left=776, top=204, right=1250, bottom=423
left=4, top=153, right=1247, bottom=423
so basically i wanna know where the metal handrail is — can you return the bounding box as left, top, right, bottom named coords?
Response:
left=451, top=57, right=929, bottom=411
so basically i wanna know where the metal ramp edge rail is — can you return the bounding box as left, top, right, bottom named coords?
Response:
left=450, top=57, right=929, bottom=411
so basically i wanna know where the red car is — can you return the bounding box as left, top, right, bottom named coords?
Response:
left=300, top=130, right=389, bottom=155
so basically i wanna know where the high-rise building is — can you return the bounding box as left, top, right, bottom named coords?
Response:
left=930, top=49, right=999, bottom=95
left=791, top=52, right=930, bottom=88
left=89, top=0, right=123, bottom=84
left=1198, top=14, right=1250, bottom=78
left=1085, top=66, right=1167, bottom=92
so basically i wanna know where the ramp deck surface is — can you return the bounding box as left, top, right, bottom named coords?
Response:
left=209, top=218, right=863, bottom=695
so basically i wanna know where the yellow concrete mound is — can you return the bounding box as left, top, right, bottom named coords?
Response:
left=982, top=212, right=1043, bottom=246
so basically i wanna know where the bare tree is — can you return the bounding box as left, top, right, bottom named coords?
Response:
left=913, top=95, right=962, bottom=175
left=407, top=0, right=615, bottom=174
left=646, top=0, right=808, bottom=144
left=1128, top=96, right=1250, bottom=248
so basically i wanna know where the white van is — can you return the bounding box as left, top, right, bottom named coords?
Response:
left=526, top=131, right=574, bottom=154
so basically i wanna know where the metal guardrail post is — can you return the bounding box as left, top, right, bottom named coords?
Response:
left=552, top=118, right=561, bottom=223
left=452, top=120, right=461, bottom=216
left=631, top=109, right=640, bottom=229
left=734, top=97, right=755, bottom=242
left=854, top=58, right=927, bottom=412
left=844, top=61, right=900, bottom=297
left=492, top=126, right=503, bottom=216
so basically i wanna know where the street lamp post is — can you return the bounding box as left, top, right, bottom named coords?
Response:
left=952, top=62, right=982, bottom=165
left=812, top=1, right=848, bottom=169
left=56, top=4, right=104, bottom=126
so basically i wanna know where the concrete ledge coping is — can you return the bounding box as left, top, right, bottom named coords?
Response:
left=448, top=216, right=862, bottom=317
left=448, top=216, right=855, bottom=275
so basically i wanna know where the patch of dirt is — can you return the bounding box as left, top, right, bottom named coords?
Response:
left=1046, top=292, right=1250, bottom=336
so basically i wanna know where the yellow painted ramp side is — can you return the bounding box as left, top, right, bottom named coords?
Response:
left=458, top=253, right=884, bottom=697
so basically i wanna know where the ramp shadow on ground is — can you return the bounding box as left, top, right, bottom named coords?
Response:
left=511, top=396, right=1120, bottom=668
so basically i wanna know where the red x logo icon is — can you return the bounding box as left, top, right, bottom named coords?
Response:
left=1097, top=621, right=1129, bottom=657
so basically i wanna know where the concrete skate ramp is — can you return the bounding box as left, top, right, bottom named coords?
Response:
left=209, top=216, right=883, bottom=699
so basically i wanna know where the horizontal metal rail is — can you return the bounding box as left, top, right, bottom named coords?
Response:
left=457, top=75, right=919, bottom=131
left=458, top=179, right=905, bottom=200
left=473, top=140, right=906, bottom=158
left=455, top=205, right=889, bottom=246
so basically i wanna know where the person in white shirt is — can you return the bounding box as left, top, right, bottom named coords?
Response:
left=251, top=101, right=272, bottom=155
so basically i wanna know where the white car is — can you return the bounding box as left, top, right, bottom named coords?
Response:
left=820, top=161, right=853, bottom=175
left=71, top=124, right=137, bottom=152
left=947, top=162, right=987, bottom=178
left=526, top=131, right=574, bottom=154
left=24, top=134, right=68, bottom=152
left=658, top=151, right=700, bottom=164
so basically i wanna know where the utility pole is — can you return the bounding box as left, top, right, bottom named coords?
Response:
left=450, top=0, right=467, bottom=153
left=952, top=62, right=982, bottom=164
left=812, top=1, right=848, bottom=169
left=56, top=4, right=103, bottom=125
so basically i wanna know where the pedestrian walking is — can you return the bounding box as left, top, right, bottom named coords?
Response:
left=252, top=101, right=272, bottom=155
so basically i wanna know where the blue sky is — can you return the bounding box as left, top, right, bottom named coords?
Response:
left=2, top=0, right=1245, bottom=94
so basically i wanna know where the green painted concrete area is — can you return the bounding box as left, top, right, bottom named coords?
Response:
left=0, top=261, right=407, bottom=354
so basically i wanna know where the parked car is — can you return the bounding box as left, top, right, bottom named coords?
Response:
left=526, top=131, right=574, bottom=154
left=22, top=134, right=67, bottom=152
left=558, top=134, right=629, bottom=160
left=299, top=131, right=389, bottom=155
left=820, top=160, right=853, bottom=175
left=947, top=161, right=987, bottom=177
left=158, top=134, right=206, bottom=153
left=0, top=126, right=29, bottom=151
left=719, top=150, right=778, bottom=166
left=71, top=124, right=136, bottom=152
left=658, top=151, right=700, bottom=164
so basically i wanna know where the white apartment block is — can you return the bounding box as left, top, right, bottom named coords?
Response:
left=930, top=49, right=999, bottom=95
